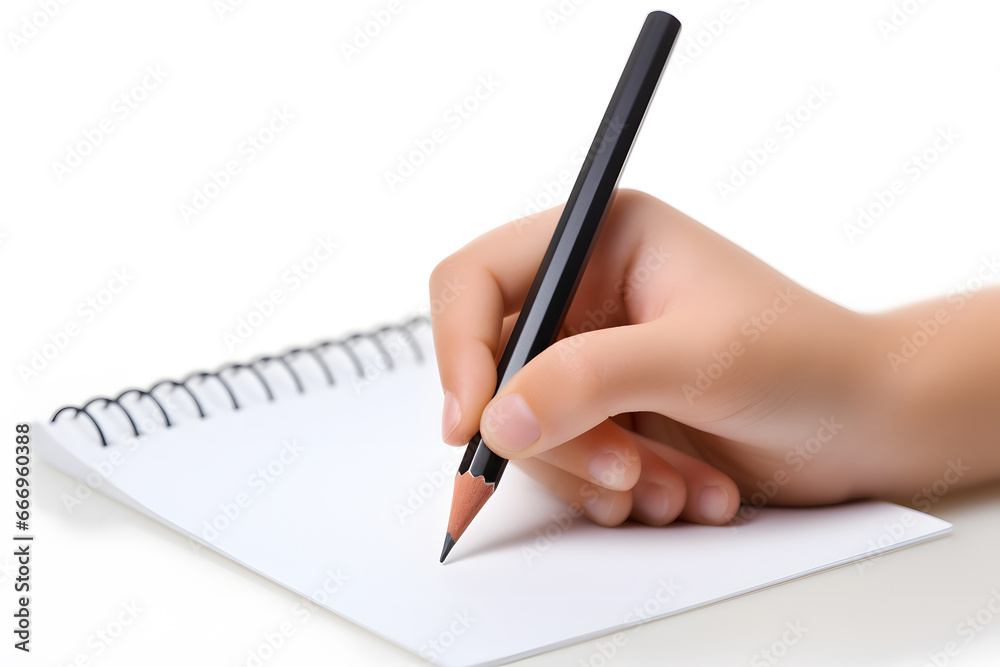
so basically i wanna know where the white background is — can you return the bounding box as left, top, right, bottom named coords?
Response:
left=2, top=0, right=999, bottom=665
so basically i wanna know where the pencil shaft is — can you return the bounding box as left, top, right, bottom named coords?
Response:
left=458, top=12, right=681, bottom=486
left=495, top=12, right=681, bottom=394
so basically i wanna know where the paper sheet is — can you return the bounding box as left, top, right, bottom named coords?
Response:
left=34, top=322, right=951, bottom=667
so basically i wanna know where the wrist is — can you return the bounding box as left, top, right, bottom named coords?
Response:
left=804, top=301, right=895, bottom=499
left=866, top=292, right=1000, bottom=497
left=836, top=307, right=913, bottom=498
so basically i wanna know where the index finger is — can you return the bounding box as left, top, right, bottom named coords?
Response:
left=429, top=206, right=562, bottom=446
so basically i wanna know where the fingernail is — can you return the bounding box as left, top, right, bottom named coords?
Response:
left=588, top=450, right=626, bottom=488
left=634, top=483, right=672, bottom=521
left=441, top=391, right=462, bottom=444
left=697, top=485, right=730, bottom=522
left=481, top=393, right=540, bottom=452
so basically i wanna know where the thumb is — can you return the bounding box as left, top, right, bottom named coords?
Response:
left=480, top=320, right=695, bottom=458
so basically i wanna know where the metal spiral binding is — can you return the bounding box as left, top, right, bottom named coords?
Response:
left=50, top=315, right=429, bottom=447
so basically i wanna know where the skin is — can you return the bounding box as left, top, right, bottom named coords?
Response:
left=429, top=189, right=1000, bottom=528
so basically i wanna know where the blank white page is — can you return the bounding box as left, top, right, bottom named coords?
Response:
left=34, top=320, right=951, bottom=667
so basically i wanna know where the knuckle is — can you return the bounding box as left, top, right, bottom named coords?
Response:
left=428, top=256, right=455, bottom=293
left=615, top=187, right=656, bottom=212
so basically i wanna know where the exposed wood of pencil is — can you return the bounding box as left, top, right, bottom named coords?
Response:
left=444, top=471, right=495, bottom=547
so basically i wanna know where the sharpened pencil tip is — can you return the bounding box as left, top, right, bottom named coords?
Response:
left=440, top=532, right=456, bottom=563
left=443, top=471, right=496, bottom=562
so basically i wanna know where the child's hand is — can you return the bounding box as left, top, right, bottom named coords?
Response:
left=428, top=190, right=1000, bottom=527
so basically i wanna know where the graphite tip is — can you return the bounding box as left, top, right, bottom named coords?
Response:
left=440, top=532, right=456, bottom=563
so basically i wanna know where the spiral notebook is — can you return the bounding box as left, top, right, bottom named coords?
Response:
left=33, top=315, right=951, bottom=667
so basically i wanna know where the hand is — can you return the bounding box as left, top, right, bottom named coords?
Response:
left=428, top=189, right=996, bottom=527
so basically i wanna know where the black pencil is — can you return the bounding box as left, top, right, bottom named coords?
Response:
left=441, top=11, right=682, bottom=563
